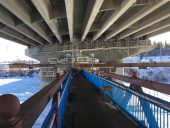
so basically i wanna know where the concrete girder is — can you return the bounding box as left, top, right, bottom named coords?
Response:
left=119, top=3, right=170, bottom=39
left=92, top=0, right=136, bottom=41
left=100, top=0, right=150, bottom=12
left=31, top=0, right=62, bottom=43
left=133, top=18, right=170, bottom=38
left=0, top=32, right=30, bottom=47
left=99, top=0, right=118, bottom=12
left=0, top=6, right=45, bottom=45
left=0, top=0, right=53, bottom=44
left=148, top=26, right=170, bottom=38
left=104, top=0, right=169, bottom=40
left=64, top=0, right=74, bottom=42
left=52, top=6, right=66, bottom=19
left=31, top=11, right=44, bottom=23
left=81, top=0, right=104, bottom=41
left=0, top=26, right=37, bottom=46
left=42, top=0, right=150, bottom=19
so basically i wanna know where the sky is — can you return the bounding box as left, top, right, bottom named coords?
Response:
left=0, top=32, right=170, bottom=62
left=0, top=38, right=33, bottom=62
left=149, top=31, right=170, bottom=44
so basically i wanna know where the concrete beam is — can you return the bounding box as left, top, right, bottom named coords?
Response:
left=0, top=26, right=37, bottom=46
left=104, top=0, right=169, bottom=40
left=64, top=0, right=74, bottom=42
left=100, top=0, right=118, bottom=11
left=52, top=6, right=66, bottom=19
left=31, top=0, right=62, bottom=43
left=0, top=32, right=30, bottom=47
left=0, top=6, right=45, bottom=45
left=81, top=0, right=104, bottom=41
left=99, top=0, right=149, bottom=12
left=31, top=11, right=44, bottom=23
left=92, top=0, right=136, bottom=41
left=133, top=18, right=170, bottom=38
left=0, top=0, right=53, bottom=44
left=148, top=26, right=170, bottom=38
left=119, top=3, right=170, bottom=39
left=15, top=19, right=26, bottom=26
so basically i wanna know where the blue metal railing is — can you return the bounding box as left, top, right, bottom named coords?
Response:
left=58, top=72, right=72, bottom=128
left=84, top=70, right=170, bottom=128
left=41, top=72, right=72, bottom=128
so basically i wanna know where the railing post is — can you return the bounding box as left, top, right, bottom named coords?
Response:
left=0, top=94, right=21, bottom=128
left=52, top=92, right=59, bottom=128
left=129, top=84, right=158, bottom=128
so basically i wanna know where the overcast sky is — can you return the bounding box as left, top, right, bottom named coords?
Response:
left=0, top=38, right=32, bottom=62
left=0, top=31, right=170, bottom=61
left=150, top=31, right=170, bottom=44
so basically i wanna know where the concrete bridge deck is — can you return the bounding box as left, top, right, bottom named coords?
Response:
left=63, top=76, right=138, bottom=128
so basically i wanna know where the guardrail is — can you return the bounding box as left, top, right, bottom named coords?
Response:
left=101, top=72, right=170, bottom=95
left=0, top=71, right=71, bottom=128
left=84, top=70, right=170, bottom=128
left=41, top=72, right=72, bottom=128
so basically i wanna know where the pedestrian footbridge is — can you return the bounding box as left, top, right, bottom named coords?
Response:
left=0, top=69, right=169, bottom=128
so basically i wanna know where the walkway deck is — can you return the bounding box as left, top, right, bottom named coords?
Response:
left=63, top=76, right=138, bottom=128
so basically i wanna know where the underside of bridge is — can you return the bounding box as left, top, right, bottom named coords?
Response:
left=0, top=0, right=170, bottom=64
left=0, top=1, right=170, bottom=127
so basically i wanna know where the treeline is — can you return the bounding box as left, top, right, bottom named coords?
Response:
left=0, top=69, right=39, bottom=77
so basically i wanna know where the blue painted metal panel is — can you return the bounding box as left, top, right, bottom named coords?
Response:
left=58, top=73, right=72, bottom=128
left=84, top=70, right=170, bottom=128
left=41, top=73, right=72, bottom=128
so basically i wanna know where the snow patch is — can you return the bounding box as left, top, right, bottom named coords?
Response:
left=0, top=79, right=21, bottom=87
left=0, top=77, right=51, bottom=127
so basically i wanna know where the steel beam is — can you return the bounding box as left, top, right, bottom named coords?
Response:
left=5, top=62, right=170, bottom=69
left=119, top=4, right=170, bottom=39
left=64, top=0, right=74, bottom=42
left=102, top=72, right=170, bottom=95
left=78, top=62, right=170, bottom=68
left=133, top=18, right=170, bottom=38
left=104, top=0, right=169, bottom=40
left=81, top=0, right=104, bottom=41
left=92, top=0, right=136, bottom=41
left=0, top=0, right=53, bottom=44
left=31, top=0, right=62, bottom=43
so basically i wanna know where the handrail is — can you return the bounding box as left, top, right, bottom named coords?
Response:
left=41, top=72, right=72, bottom=128
left=89, top=71, right=170, bottom=111
left=102, top=72, right=170, bottom=95
left=0, top=71, right=70, bottom=128
left=77, top=62, right=170, bottom=68
left=84, top=70, right=170, bottom=128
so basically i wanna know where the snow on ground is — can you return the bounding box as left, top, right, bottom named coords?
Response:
left=0, top=76, right=51, bottom=127
left=124, top=56, right=170, bottom=84
left=0, top=55, right=170, bottom=127
left=0, top=79, right=21, bottom=87
left=0, top=77, right=40, bottom=103
left=124, top=56, right=170, bottom=102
